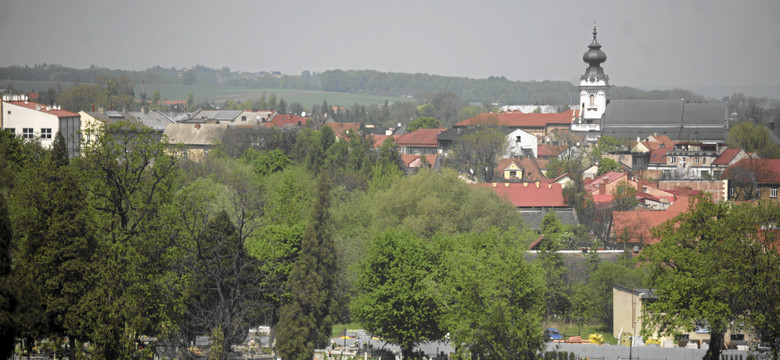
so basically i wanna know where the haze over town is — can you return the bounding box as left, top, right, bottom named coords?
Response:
left=1, top=0, right=778, bottom=99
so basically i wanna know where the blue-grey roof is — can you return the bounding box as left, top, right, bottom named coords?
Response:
left=128, top=111, right=175, bottom=132
left=213, top=110, right=242, bottom=121
left=602, top=100, right=727, bottom=142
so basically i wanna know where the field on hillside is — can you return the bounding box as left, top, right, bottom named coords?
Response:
left=0, top=79, right=411, bottom=108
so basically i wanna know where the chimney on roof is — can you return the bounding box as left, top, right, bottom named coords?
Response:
left=599, top=181, right=607, bottom=195
left=195, top=124, right=200, bottom=129
left=504, top=183, right=509, bottom=187
left=535, top=181, right=540, bottom=188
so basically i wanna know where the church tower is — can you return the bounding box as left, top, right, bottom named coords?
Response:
left=573, top=24, right=609, bottom=132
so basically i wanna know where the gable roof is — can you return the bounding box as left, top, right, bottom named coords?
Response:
left=648, top=147, right=673, bottom=164
left=395, top=128, right=445, bottom=147
left=371, top=134, right=397, bottom=149
left=603, top=100, right=727, bottom=142
left=723, top=159, right=780, bottom=184
left=325, top=122, right=361, bottom=139
left=163, top=123, right=225, bottom=146
left=496, top=157, right=544, bottom=181
left=266, top=114, right=308, bottom=128
left=584, top=171, right=628, bottom=193
left=712, top=148, right=743, bottom=165
left=401, top=154, right=436, bottom=168
left=456, top=110, right=579, bottom=128
left=537, top=144, right=567, bottom=157
left=4, top=99, right=78, bottom=118
left=480, top=181, right=566, bottom=207
left=612, top=196, right=689, bottom=245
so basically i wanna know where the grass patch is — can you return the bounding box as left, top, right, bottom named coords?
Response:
left=331, top=322, right=363, bottom=337
left=554, top=324, right=618, bottom=345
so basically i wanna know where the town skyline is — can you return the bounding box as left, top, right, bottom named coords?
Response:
left=1, top=0, right=778, bottom=99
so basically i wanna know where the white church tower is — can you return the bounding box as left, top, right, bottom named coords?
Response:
left=572, top=24, right=609, bottom=133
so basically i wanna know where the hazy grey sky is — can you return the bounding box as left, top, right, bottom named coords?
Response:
left=1, top=0, right=778, bottom=98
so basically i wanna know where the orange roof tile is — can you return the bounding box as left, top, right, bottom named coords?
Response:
left=395, top=128, right=445, bottom=147
left=325, top=122, right=361, bottom=139
left=712, top=148, right=742, bottom=165
left=3, top=99, right=79, bottom=118
left=479, top=181, right=566, bottom=208
left=456, top=110, right=579, bottom=128
left=401, top=154, right=436, bottom=168
left=648, top=147, right=673, bottom=164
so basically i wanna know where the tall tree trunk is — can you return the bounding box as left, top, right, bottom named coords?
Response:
left=704, top=330, right=724, bottom=360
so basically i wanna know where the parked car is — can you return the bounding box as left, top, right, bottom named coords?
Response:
left=545, top=328, right=563, bottom=341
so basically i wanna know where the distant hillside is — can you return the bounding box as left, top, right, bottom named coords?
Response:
left=0, top=64, right=710, bottom=105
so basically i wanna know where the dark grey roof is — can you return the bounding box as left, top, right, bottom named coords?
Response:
left=602, top=100, right=727, bottom=142
left=437, top=126, right=515, bottom=142
left=518, top=208, right=578, bottom=231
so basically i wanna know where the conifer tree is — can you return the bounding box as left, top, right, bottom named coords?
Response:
left=276, top=174, right=336, bottom=360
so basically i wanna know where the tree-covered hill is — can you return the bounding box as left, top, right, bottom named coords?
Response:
left=1, top=64, right=711, bottom=105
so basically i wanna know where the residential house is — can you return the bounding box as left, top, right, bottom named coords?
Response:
left=495, top=158, right=544, bottom=182
left=721, top=158, right=780, bottom=201
left=611, top=196, right=690, bottom=247
left=1, top=94, right=80, bottom=157
left=437, top=126, right=537, bottom=158
left=324, top=122, right=362, bottom=141
left=586, top=172, right=675, bottom=208
left=264, top=114, right=308, bottom=129
left=613, top=285, right=754, bottom=349
left=400, top=154, right=436, bottom=172
left=396, top=128, right=444, bottom=155
left=454, top=110, right=579, bottom=138
left=710, top=148, right=750, bottom=178
left=163, top=123, right=225, bottom=161
left=480, top=181, right=577, bottom=231
left=657, top=180, right=728, bottom=202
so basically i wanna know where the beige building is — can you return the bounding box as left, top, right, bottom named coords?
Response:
left=613, top=285, right=753, bottom=349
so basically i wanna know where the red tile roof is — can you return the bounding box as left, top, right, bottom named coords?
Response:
left=325, top=122, right=361, bottom=139
left=648, top=134, right=676, bottom=148
left=371, top=134, right=397, bottom=149
left=480, top=181, right=566, bottom=208
left=648, top=147, right=673, bottom=164
left=3, top=99, right=78, bottom=118
left=612, top=196, right=690, bottom=245
left=495, top=158, right=544, bottom=181
left=266, top=114, right=308, bottom=128
left=455, top=110, right=579, bottom=128
left=712, top=148, right=743, bottom=165
left=584, top=172, right=628, bottom=193
left=723, top=159, right=780, bottom=184
left=537, top=144, right=567, bottom=157
left=395, top=128, right=445, bottom=147
left=401, top=154, right=436, bottom=168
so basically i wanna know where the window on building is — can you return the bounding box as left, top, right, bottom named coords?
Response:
left=41, top=128, right=52, bottom=139
left=771, top=188, right=777, bottom=198
left=729, top=187, right=735, bottom=198
left=22, top=128, right=34, bottom=139
left=670, top=157, right=675, bottom=164
left=5, top=128, right=14, bottom=135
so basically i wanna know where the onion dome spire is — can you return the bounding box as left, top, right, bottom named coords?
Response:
left=582, top=23, right=608, bottom=80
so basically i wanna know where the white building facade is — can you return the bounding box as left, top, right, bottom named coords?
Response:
left=1, top=95, right=81, bottom=157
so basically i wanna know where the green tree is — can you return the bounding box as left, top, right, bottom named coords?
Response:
left=182, top=210, right=267, bottom=360
left=151, top=90, right=161, bottom=107
left=407, top=116, right=441, bottom=132
left=727, top=121, right=780, bottom=159
left=56, top=83, right=102, bottom=112
left=77, top=121, right=182, bottom=359
left=0, top=193, right=16, bottom=359
left=596, top=157, right=621, bottom=175
left=244, top=148, right=290, bottom=177
left=612, top=180, right=638, bottom=211
left=538, top=212, right=571, bottom=322
left=447, top=126, right=507, bottom=183
left=276, top=174, right=337, bottom=360
left=352, top=229, right=445, bottom=358
left=438, top=229, right=546, bottom=359
left=642, top=196, right=780, bottom=360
